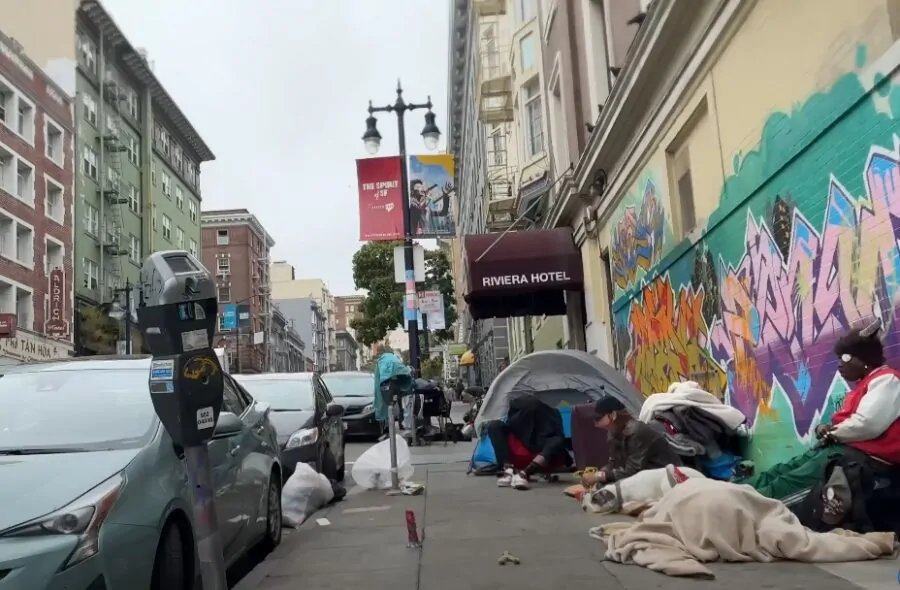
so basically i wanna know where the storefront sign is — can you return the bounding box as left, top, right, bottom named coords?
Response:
left=480, top=271, right=572, bottom=288
left=45, top=269, right=69, bottom=338
left=0, top=329, right=72, bottom=363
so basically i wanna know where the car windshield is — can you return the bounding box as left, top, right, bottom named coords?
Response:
left=322, top=373, right=374, bottom=398
left=235, top=378, right=315, bottom=411
left=0, top=368, right=158, bottom=453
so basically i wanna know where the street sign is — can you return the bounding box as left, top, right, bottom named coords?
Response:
left=221, top=304, right=237, bottom=331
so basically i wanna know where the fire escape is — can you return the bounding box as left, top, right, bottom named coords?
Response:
left=98, top=68, right=129, bottom=302
left=256, top=250, right=272, bottom=372
left=476, top=2, right=517, bottom=233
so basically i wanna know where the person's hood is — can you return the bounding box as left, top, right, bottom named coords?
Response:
left=0, top=449, right=140, bottom=532
left=267, top=410, right=315, bottom=447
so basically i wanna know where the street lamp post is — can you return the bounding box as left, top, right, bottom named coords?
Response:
left=109, top=279, right=135, bottom=354
left=362, top=81, right=441, bottom=375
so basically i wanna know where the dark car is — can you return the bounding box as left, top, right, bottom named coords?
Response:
left=321, top=371, right=383, bottom=439
left=234, top=373, right=346, bottom=482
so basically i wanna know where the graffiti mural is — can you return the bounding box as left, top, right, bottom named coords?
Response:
left=609, top=46, right=900, bottom=466
left=609, top=179, right=668, bottom=293
left=626, top=276, right=727, bottom=398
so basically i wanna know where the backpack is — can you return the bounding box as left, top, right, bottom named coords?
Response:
left=796, top=448, right=877, bottom=533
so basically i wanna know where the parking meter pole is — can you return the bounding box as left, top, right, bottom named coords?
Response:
left=138, top=250, right=228, bottom=590
left=387, top=400, right=400, bottom=490
left=184, top=445, right=228, bottom=590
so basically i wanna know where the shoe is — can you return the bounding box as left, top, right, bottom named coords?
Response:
left=511, top=472, right=530, bottom=490
left=497, top=467, right=515, bottom=487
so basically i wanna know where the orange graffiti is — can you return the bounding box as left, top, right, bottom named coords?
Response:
left=626, top=277, right=727, bottom=398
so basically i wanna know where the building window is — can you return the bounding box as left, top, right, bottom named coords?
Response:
left=82, top=145, right=98, bottom=179
left=0, top=280, right=35, bottom=331
left=0, top=210, right=34, bottom=267
left=152, top=204, right=157, bottom=231
left=216, top=229, right=229, bottom=245
left=45, top=237, right=64, bottom=274
left=126, top=135, right=139, bottom=166
left=82, top=94, right=97, bottom=126
left=45, top=177, right=64, bottom=224
left=189, top=200, right=197, bottom=223
left=217, top=286, right=231, bottom=303
left=16, top=98, right=34, bottom=142
left=547, top=58, right=570, bottom=178
left=188, top=238, right=198, bottom=257
left=162, top=215, right=172, bottom=241
left=83, top=257, right=99, bottom=290
left=128, top=184, right=140, bottom=214
left=78, top=34, right=96, bottom=72
left=161, top=172, right=171, bottom=197
left=523, top=79, right=544, bottom=158
left=175, top=185, right=184, bottom=209
left=125, top=89, right=138, bottom=119
left=515, top=0, right=537, bottom=22
left=520, top=33, right=536, bottom=71
left=217, top=258, right=230, bottom=273
left=671, top=146, right=696, bottom=236
left=45, top=119, right=64, bottom=165
left=175, top=226, right=184, bottom=249
left=129, top=234, right=140, bottom=263
left=15, top=158, right=34, bottom=204
left=83, top=201, right=99, bottom=235
left=151, top=159, right=157, bottom=186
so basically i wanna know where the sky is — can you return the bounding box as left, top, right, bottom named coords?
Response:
left=104, top=0, right=451, bottom=295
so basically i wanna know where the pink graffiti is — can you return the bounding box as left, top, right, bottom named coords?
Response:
left=711, top=144, right=900, bottom=434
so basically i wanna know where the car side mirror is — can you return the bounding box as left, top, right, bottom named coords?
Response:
left=325, top=404, right=345, bottom=418
left=213, top=412, right=243, bottom=439
left=255, top=401, right=271, bottom=417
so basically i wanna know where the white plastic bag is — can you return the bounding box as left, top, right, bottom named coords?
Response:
left=351, top=436, right=414, bottom=490
left=281, top=463, right=334, bottom=527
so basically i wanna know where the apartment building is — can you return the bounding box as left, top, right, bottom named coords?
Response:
left=270, top=263, right=334, bottom=372
left=201, top=209, right=274, bottom=374
left=334, top=294, right=363, bottom=332
left=2, top=0, right=215, bottom=354
left=0, top=30, right=75, bottom=362
left=270, top=305, right=306, bottom=373
left=334, top=331, right=359, bottom=371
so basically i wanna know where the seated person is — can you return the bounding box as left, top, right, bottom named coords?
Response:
left=740, top=321, right=900, bottom=503
left=580, top=395, right=682, bottom=488
left=486, top=395, right=572, bottom=490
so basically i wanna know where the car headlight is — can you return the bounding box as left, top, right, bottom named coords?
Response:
left=362, top=403, right=374, bottom=414
left=1, top=473, right=125, bottom=569
left=286, top=427, right=319, bottom=448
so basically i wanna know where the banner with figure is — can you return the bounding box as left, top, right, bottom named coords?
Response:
left=408, top=154, right=456, bottom=238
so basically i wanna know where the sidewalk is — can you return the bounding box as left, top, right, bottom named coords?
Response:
left=239, top=463, right=898, bottom=590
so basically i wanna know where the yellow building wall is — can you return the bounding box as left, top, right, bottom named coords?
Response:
left=594, top=0, right=900, bottom=469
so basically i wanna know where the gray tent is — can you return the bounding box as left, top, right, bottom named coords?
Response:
left=474, top=350, right=643, bottom=432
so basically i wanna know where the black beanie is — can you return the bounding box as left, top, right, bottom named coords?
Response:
left=593, top=395, right=626, bottom=419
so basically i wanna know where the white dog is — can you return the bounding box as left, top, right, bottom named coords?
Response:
left=582, top=464, right=706, bottom=514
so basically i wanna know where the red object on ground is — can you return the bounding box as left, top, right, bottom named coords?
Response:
left=405, top=510, right=420, bottom=545
left=506, top=434, right=568, bottom=471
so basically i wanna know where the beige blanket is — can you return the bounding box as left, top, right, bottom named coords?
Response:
left=592, top=478, right=896, bottom=578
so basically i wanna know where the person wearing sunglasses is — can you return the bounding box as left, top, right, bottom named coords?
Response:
left=739, top=319, right=900, bottom=504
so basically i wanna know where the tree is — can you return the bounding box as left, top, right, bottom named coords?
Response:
left=350, top=241, right=457, bottom=346
left=420, top=355, right=444, bottom=380
left=78, top=305, right=118, bottom=354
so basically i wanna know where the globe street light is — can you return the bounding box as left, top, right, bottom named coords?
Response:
left=361, top=81, right=441, bottom=376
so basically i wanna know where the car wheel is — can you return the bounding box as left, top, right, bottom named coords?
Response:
left=259, top=473, right=283, bottom=551
left=150, top=521, right=188, bottom=590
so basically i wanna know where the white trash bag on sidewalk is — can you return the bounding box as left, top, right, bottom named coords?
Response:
left=351, top=436, right=415, bottom=490
left=281, top=463, right=335, bottom=527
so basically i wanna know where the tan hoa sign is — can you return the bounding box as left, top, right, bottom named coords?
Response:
left=0, top=329, right=72, bottom=362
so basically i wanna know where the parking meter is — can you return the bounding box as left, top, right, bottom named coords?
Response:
left=379, top=378, right=402, bottom=491
left=137, top=250, right=228, bottom=590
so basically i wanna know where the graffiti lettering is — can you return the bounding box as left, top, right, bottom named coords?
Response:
left=626, top=277, right=727, bottom=398
left=610, top=181, right=666, bottom=291
left=710, top=142, right=900, bottom=434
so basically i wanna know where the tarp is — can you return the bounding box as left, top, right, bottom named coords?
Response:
left=373, top=352, right=413, bottom=422
left=474, top=350, right=643, bottom=435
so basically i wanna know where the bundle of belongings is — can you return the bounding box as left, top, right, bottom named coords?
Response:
left=639, top=381, right=747, bottom=479
left=589, top=476, right=898, bottom=579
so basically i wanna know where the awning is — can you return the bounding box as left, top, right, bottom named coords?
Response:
left=464, top=228, right=584, bottom=320
left=459, top=350, right=477, bottom=366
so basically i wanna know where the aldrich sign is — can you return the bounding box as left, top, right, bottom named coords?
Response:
left=481, top=271, right=572, bottom=287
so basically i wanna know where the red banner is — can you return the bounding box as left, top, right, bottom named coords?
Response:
left=357, top=156, right=404, bottom=241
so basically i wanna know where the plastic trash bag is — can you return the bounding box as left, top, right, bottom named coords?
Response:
left=281, top=463, right=335, bottom=527
left=351, top=436, right=414, bottom=490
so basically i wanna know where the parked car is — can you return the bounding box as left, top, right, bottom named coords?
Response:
left=233, top=373, right=346, bottom=482
left=321, top=371, right=383, bottom=439
left=0, top=356, right=282, bottom=590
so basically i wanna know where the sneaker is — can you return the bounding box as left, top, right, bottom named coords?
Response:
left=511, top=472, right=530, bottom=490
left=497, top=467, right=515, bottom=487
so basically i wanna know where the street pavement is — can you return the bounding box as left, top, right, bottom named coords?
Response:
left=234, top=434, right=900, bottom=590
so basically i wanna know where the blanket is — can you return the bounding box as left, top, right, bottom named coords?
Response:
left=639, top=381, right=746, bottom=430
left=592, top=478, right=896, bottom=578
